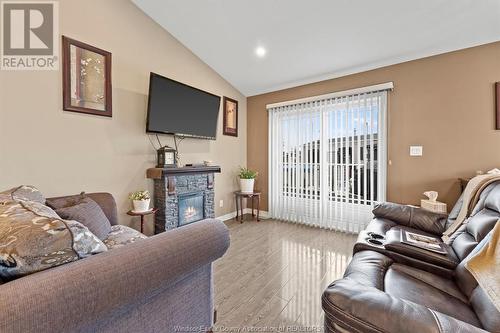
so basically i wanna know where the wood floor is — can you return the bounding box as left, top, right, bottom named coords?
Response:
left=213, top=217, right=357, bottom=332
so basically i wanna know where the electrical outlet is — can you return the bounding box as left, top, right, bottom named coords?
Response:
left=219, top=200, right=224, bottom=208
left=409, top=146, right=423, bottom=156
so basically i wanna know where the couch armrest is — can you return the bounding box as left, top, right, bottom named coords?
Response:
left=0, top=219, right=229, bottom=333
left=322, top=279, right=487, bottom=333
left=372, top=202, right=447, bottom=236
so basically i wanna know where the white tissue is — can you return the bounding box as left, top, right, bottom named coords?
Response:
left=423, top=191, right=438, bottom=202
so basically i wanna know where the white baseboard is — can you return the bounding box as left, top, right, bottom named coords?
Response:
left=216, top=209, right=270, bottom=222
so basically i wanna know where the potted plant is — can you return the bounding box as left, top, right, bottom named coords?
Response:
left=129, top=190, right=151, bottom=212
left=238, top=167, right=258, bottom=193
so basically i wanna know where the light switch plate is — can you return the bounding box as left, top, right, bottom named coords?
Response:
left=410, top=146, right=423, bottom=156
left=219, top=200, right=224, bottom=208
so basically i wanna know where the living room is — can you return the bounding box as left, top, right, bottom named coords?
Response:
left=0, top=0, right=499, bottom=332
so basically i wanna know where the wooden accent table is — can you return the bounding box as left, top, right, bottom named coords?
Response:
left=127, top=208, right=158, bottom=233
left=234, top=191, right=261, bottom=223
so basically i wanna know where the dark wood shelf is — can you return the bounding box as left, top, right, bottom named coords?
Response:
left=147, top=166, right=221, bottom=179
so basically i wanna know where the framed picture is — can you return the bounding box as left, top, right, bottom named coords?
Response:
left=223, top=96, right=238, bottom=136
left=496, top=82, right=500, bottom=130
left=62, top=36, right=112, bottom=117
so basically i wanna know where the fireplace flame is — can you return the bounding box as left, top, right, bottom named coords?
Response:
left=184, top=206, right=197, bottom=219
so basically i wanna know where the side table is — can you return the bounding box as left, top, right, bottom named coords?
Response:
left=127, top=208, right=158, bottom=233
left=234, top=191, right=261, bottom=223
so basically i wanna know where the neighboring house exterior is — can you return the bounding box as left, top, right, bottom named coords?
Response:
left=281, top=134, right=379, bottom=205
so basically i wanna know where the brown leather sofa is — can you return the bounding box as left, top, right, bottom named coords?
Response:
left=354, top=181, right=500, bottom=277
left=322, top=183, right=500, bottom=333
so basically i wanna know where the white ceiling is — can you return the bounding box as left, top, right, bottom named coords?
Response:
left=132, top=0, right=500, bottom=96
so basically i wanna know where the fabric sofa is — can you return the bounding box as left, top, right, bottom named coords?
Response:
left=322, top=184, right=500, bottom=333
left=0, top=192, right=230, bottom=333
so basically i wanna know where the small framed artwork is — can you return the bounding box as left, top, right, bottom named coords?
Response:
left=223, top=96, right=238, bottom=136
left=496, top=82, right=500, bottom=130
left=62, top=36, right=112, bottom=117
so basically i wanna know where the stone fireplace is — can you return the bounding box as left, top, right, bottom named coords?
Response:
left=146, top=166, right=221, bottom=234
left=178, top=191, right=204, bottom=226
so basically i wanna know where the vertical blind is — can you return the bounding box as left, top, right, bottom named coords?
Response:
left=268, top=86, right=389, bottom=233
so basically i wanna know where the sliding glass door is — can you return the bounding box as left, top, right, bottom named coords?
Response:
left=268, top=90, right=388, bottom=233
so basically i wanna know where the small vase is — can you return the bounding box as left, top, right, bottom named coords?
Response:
left=133, top=199, right=150, bottom=212
left=239, top=178, right=255, bottom=194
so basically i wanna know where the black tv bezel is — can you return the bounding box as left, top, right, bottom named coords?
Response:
left=146, top=72, right=221, bottom=140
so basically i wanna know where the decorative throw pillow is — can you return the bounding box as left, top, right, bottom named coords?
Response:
left=54, top=197, right=112, bottom=240
left=4, top=185, right=46, bottom=204
left=45, top=192, right=86, bottom=210
left=0, top=189, right=107, bottom=281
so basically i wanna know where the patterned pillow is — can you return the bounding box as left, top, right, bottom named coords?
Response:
left=6, top=185, right=46, bottom=204
left=103, top=225, right=147, bottom=250
left=0, top=189, right=107, bottom=281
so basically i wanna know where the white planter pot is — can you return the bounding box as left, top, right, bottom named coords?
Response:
left=133, top=199, right=150, bottom=212
left=239, top=178, right=255, bottom=193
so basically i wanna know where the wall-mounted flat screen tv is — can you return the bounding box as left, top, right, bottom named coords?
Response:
left=146, top=72, right=221, bottom=139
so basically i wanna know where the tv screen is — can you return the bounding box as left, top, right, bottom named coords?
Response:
left=146, top=72, right=221, bottom=139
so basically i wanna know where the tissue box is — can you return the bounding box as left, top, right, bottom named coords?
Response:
left=421, top=199, right=447, bottom=214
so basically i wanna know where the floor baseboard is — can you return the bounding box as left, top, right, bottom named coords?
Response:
left=216, top=209, right=270, bottom=221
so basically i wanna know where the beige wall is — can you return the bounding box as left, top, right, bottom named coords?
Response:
left=248, top=42, right=500, bottom=211
left=0, top=0, right=246, bottom=235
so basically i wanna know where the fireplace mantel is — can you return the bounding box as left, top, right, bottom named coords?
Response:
left=147, top=166, right=221, bottom=234
left=146, top=166, right=221, bottom=179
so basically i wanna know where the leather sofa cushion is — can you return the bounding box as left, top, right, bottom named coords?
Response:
left=343, top=251, right=482, bottom=328
left=384, top=264, right=480, bottom=327
left=364, top=217, right=397, bottom=235
left=372, top=202, right=447, bottom=235
left=471, top=181, right=500, bottom=216
left=324, top=251, right=487, bottom=333
left=470, top=287, right=500, bottom=332
left=343, top=251, right=392, bottom=289
left=451, top=208, right=499, bottom=261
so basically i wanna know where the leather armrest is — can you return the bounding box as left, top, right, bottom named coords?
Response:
left=322, top=279, right=487, bottom=333
left=0, top=219, right=229, bottom=333
left=353, top=230, right=458, bottom=277
left=373, top=202, right=448, bottom=236
left=383, top=229, right=459, bottom=269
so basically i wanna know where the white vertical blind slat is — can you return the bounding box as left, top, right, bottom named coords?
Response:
left=369, top=94, right=375, bottom=206
left=268, top=90, right=388, bottom=233
left=333, top=100, right=339, bottom=230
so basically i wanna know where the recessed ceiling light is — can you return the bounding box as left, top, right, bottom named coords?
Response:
left=255, top=46, right=267, bottom=58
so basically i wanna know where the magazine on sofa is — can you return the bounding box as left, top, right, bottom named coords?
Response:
left=400, top=230, right=447, bottom=254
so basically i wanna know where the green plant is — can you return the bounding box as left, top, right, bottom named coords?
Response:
left=129, top=190, right=150, bottom=201
left=238, top=167, right=258, bottom=179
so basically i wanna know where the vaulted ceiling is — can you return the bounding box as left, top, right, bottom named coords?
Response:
left=132, top=0, right=500, bottom=96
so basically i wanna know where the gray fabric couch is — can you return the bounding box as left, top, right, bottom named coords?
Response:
left=0, top=193, right=230, bottom=333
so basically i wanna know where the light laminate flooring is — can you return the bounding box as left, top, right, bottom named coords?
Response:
left=213, top=218, right=357, bottom=332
